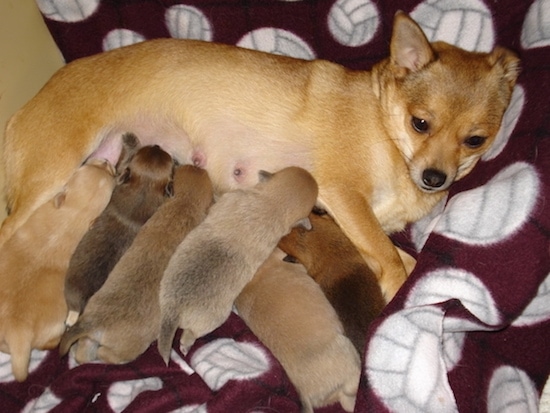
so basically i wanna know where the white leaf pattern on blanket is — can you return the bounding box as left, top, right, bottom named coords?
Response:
left=165, top=5, right=213, bottom=42
left=433, top=162, right=540, bottom=245
left=107, top=377, right=163, bottom=412
left=22, top=388, right=61, bottom=413
left=483, top=86, right=525, bottom=161
left=327, top=0, right=379, bottom=47
left=366, top=307, right=459, bottom=413
left=411, top=0, right=494, bottom=52
left=237, top=28, right=316, bottom=60
left=190, top=338, right=270, bottom=391
left=406, top=268, right=501, bottom=326
left=512, top=272, right=550, bottom=327
left=488, top=366, right=539, bottom=413
left=35, top=0, right=100, bottom=23
left=521, top=0, right=550, bottom=48
left=0, top=350, right=47, bottom=383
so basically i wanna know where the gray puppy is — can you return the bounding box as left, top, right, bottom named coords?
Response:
left=157, top=166, right=318, bottom=363
left=64, top=133, right=175, bottom=326
left=59, top=165, right=213, bottom=363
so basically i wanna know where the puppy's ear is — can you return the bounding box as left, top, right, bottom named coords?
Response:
left=293, top=217, right=312, bottom=230
left=116, top=133, right=141, bottom=173
left=165, top=181, right=175, bottom=198
left=488, top=46, right=521, bottom=90
left=390, top=11, right=434, bottom=73
left=53, top=191, right=67, bottom=209
left=258, top=170, right=273, bottom=183
left=116, top=167, right=131, bottom=185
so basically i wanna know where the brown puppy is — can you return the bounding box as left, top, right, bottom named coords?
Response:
left=1, top=12, right=520, bottom=301
left=157, top=166, right=318, bottom=362
left=59, top=165, right=214, bottom=364
left=0, top=159, right=115, bottom=381
left=235, top=248, right=361, bottom=413
left=279, top=210, right=386, bottom=353
left=64, top=133, right=175, bottom=326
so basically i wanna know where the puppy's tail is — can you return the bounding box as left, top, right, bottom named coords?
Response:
left=7, top=330, right=32, bottom=382
left=58, top=320, right=91, bottom=357
left=157, top=312, right=179, bottom=365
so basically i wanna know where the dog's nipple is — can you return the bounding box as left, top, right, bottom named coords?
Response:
left=191, top=151, right=206, bottom=168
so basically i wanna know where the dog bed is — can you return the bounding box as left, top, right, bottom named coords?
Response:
left=1, top=1, right=549, bottom=412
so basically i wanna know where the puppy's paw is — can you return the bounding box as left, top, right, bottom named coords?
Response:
left=179, top=329, right=197, bottom=356
left=65, top=310, right=79, bottom=327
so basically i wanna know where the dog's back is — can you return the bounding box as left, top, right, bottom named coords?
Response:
left=59, top=165, right=214, bottom=363
left=235, top=249, right=360, bottom=412
left=157, top=166, right=318, bottom=361
left=64, top=135, right=174, bottom=325
left=0, top=159, right=115, bottom=381
left=279, top=211, right=386, bottom=353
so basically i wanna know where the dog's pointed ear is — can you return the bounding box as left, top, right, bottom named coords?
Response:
left=390, top=11, right=434, bottom=72
left=53, top=191, right=67, bottom=209
left=258, top=170, right=273, bottom=183
left=488, top=46, right=521, bottom=91
left=116, top=132, right=141, bottom=173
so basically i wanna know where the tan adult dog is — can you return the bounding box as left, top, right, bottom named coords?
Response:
left=1, top=12, right=519, bottom=301
left=279, top=210, right=386, bottom=353
left=0, top=159, right=115, bottom=381
left=63, top=133, right=175, bottom=326
left=59, top=165, right=214, bottom=364
left=157, top=166, right=318, bottom=362
left=235, top=248, right=361, bottom=413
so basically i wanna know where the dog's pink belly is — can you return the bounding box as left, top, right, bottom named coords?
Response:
left=88, top=116, right=313, bottom=193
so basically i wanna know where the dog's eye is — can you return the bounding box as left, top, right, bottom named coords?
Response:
left=464, top=136, right=486, bottom=148
left=411, top=117, right=429, bottom=133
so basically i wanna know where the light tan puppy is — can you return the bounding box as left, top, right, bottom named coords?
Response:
left=59, top=165, right=214, bottom=364
left=279, top=210, right=386, bottom=353
left=1, top=12, right=520, bottom=301
left=63, top=133, right=175, bottom=326
left=235, top=248, right=361, bottom=413
left=157, top=166, right=318, bottom=362
left=0, top=159, right=115, bottom=381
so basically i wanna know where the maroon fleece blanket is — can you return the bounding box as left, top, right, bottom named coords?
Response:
left=1, top=0, right=549, bottom=412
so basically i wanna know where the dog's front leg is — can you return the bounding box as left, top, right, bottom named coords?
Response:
left=322, top=191, right=408, bottom=303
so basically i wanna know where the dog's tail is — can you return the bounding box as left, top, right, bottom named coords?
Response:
left=7, top=330, right=33, bottom=382
left=157, top=311, right=179, bottom=365
left=58, top=319, right=91, bottom=357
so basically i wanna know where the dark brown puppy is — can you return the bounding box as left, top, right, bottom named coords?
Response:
left=64, top=133, right=175, bottom=326
left=278, top=210, right=386, bottom=353
left=59, top=165, right=214, bottom=364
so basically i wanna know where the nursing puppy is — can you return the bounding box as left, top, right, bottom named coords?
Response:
left=64, top=133, right=174, bottom=326
left=1, top=12, right=520, bottom=301
left=0, top=159, right=115, bottom=381
left=279, top=210, right=386, bottom=353
left=157, top=166, right=318, bottom=362
left=59, top=165, right=214, bottom=364
left=235, top=249, right=361, bottom=413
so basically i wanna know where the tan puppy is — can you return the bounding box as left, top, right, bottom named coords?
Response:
left=235, top=248, right=361, bottom=413
left=59, top=165, right=214, bottom=364
left=1, top=12, right=520, bottom=301
left=0, top=159, right=115, bottom=381
left=279, top=210, right=386, bottom=353
left=63, top=133, right=175, bottom=326
left=157, top=166, right=318, bottom=362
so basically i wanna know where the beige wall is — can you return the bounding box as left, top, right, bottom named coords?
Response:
left=0, top=0, right=64, bottom=222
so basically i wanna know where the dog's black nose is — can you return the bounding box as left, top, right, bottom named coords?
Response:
left=422, top=169, right=447, bottom=188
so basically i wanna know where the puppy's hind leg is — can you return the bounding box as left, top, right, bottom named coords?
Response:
left=157, top=313, right=179, bottom=365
